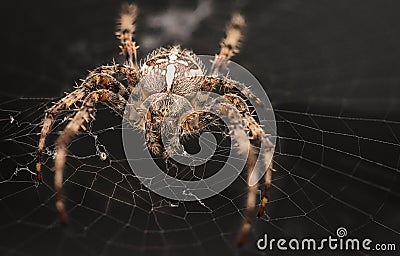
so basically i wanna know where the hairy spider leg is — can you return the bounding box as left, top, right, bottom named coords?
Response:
left=257, top=162, right=273, bottom=218
left=54, top=89, right=127, bottom=223
left=37, top=88, right=88, bottom=182
left=211, top=13, right=246, bottom=76
left=201, top=76, right=264, bottom=108
left=208, top=94, right=274, bottom=246
left=36, top=65, right=137, bottom=182
left=116, top=3, right=139, bottom=69
left=180, top=90, right=274, bottom=246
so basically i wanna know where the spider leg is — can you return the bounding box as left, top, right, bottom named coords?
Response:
left=179, top=100, right=252, bottom=163
left=144, top=106, right=167, bottom=157
left=180, top=111, right=219, bottom=138
left=188, top=92, right=273, bottom=246
left=221, top=94, right=274, bottom=246
left=201, top=76, right=264, bottom=108
left=191, top=99, right=267, bottom=247
left=87, top=65, right=136, bottom=96
left=54, top=89, right=127, bottom=223
left=257, top=161, right=273, bottom=217
left=37, top=65, right=137, bottom=182
left=211, top=13, right=245, bottom=76
left=37, top=87, right=88, bottom=182
left=181, top=91, right=274, bottom=243
left=116, top=3, right=139, bottom=69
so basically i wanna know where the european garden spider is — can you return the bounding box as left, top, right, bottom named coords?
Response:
left=36, top=2, right=274, bottom=246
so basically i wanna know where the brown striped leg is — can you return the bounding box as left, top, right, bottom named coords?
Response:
left=257, top=162, right=273, bottom=217
left=37, top=87, right=88, bottom=182
left=53, top=89, right=127, bottom=223
left=216, top=94, right=274, bottom=246
left=211, top=13, right=246, bottom=76
left=116, top=3, right=139, bottom=69
left=36, top=65, right=136, bottom=182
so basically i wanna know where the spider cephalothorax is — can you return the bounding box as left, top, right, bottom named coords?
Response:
left=36, top=2, right=274, bottom=246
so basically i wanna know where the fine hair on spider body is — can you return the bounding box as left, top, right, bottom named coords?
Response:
left=36, top=2, right=274, bottom=247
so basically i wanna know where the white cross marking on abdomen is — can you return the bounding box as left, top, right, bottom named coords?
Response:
left=166, top=64, right=175, bottom=92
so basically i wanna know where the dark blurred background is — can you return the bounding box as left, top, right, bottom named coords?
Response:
left=1, top=0, right=400, bottom=255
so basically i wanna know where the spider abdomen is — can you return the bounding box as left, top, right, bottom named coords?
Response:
left=140, top=46, right=205, bottom=95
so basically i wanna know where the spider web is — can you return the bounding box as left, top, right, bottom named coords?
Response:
left=1, top=0, right=400, bottom=256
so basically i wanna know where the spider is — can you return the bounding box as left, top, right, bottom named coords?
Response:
left=36, top=2, right=274, bottom=246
